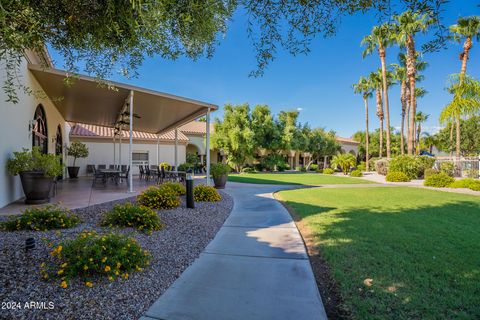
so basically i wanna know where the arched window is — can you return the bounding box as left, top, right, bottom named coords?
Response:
left=55, top=125, right=63, bottom=156
left=32, top=105, right=48, bottom=154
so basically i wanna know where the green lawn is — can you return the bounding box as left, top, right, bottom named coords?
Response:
left=228, top=173, right=374, bottom=185
left=278, top=187, right=480, bottom=319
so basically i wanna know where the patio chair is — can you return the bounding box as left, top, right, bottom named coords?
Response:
left=86, top=164, right=95, bottom=176
left=139, top=165, right=145, bottom=180
left=145, top=166, right=152, bottom=182
left=98, top=164, right=106, bottom=170
left=92, top=166, right=106, bottom=187
left=119, top=166, right=130, bottom=186
left=109, top=164, right=115, bottom=169
left=121, top=165, right=127, bottom=173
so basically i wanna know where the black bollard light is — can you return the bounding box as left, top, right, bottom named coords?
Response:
left=186, top=174, right=194, bottom=209
left=25, top=237, right=36, bottom=250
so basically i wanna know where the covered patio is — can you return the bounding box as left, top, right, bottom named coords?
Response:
left=27, top=64, right=217, bottom=193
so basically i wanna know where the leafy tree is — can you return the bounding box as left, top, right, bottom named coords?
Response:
left=331, top=153, right=356, bottom=175
left=434, top=116, right=480, bottom=156
left=66, top=141, right=89, bottom=167
left=354, top=128, right=402, bottom=160
left=415, top=111, right=429, bottom=154
left=211, top=104, right=255, bottom=171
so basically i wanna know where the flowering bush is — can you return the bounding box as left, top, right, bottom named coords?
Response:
left=45, top=230, right=150, bottom=288
left=1, top=205, right=80, bottom=231
left=386, top=171, right=410, bottom=182
left=137, top=186, right=180, bottom=209
left=101, top=203, right=163, bottom=234
left=193, top=185, right=221, bottom=202
left=424, top=173, right=455, bottom=188
left=160, top=182, right=186, bottom=196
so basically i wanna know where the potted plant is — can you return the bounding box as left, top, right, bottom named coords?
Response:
left=66, top=141, right=89, bottom=178
left=211, top=163, right=231, bottom=189
left=7, top=147, right=63, bottom=204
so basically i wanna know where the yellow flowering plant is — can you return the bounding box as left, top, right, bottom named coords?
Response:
left=137, top=186, right=180, bottom=209
left=47, top=230, right=150, bottom=288
left=193, top=185, right=221, bottom=202
left=101, top=202, right=163, bottom=234
left=1, top=205, right=80, bottom=231
left=160, top=182, right=186, bottom=196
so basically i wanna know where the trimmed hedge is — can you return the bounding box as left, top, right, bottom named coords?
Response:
left=323, top=168, right=335, bottom=175
left=350, top=169, right=363, bottom=177
left=386, top=171, right=410, bottom=182
left=449, top=179, right=480, bottom=191
left=424, top=173, right=455, bottom=188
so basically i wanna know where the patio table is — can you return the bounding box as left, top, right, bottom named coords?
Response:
left=99, top=169, right=122, bottom=184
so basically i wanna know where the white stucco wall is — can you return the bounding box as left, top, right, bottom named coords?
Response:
left=72, top=138, right=186, bottom=176
left=0, top=58, right=68, bottom=208
left=340, top=142, right=359, bottom=156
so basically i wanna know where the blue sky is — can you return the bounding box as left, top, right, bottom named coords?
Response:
left=49, top=1, right=480, bottom=137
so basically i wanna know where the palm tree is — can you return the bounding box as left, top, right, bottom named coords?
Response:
left=369, top=70, right=384, bottom=158
left=422, top=133, right=437, bottom=154
left=362, top=24, right=396, bottom=159
left=393, top=11, right=435, bottom=155
left=331, top=153, right=356, bottom=175
left=449, top=16, right=480, bottom=159
left=353, top=76, right=373, bottom=171
left=440, top=74, right=480, bottom=158
left=414, top=111, right=429, bottom=154
left=391, top=53, right=428, bottom=155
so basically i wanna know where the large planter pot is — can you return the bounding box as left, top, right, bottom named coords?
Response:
left=19, top=171, right=54, bottom=204
left=67, top=166, right=80, bottom=178
left=213, top=175, right=227, bottom=189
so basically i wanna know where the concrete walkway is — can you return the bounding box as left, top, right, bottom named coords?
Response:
left=141, top=182, right=327, bottom=320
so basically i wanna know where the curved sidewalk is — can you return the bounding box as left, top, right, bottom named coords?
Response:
left=141, top=182, right=327, bottom=320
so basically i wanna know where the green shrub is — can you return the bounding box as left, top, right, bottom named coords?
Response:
left=211, top=163, right=231, bottom=178
left=137, top=186, right=180, bottom=209
left=465, top=169, right=479, bottom=179
left=424, top=173, right=455, bottom=188
left=7, top=147, right=63, bottom=177
left=386, top=171, right=411, bottom=182
left=357, top=162, right=366, bottom=171
left=323, top=168, right=335, bottom=174
left=416, top=156, right=436, bottom=177
left=277, top=162, right=290, bottom=172
left=449, top=179, right=480, bottom=191
left=375, top=159, right=388, bottom=176
left=241, top=167, right=255, bottom=173
left=101, top=203, right=163, bottom=234
left=46, top=230, right=150, bottom=288
left=66, top=141, right=89, bottom=166
left=193, top=185, right=221, bottom=202
left=316, top=169, right=324, bottom=173
left=1, top=205, right=80, bottom=231
left=309, top=164, right=318, bottom=171
left=388, top=155, right=435, bottom=179
left=350, top=169, right=363, bottom=177
left=161, top=182, right=186, bottom=196
left=424, top=168, right=439, bottom=178
left=331, top=153, right=356, bottom=175
left=177, top=163, right=190, bottom=172
left=440, top=161, right=455, bottom=177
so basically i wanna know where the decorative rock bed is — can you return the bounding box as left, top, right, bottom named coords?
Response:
left=0, top=192, right=233, bottom=320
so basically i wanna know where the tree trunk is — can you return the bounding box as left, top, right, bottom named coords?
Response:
left=400, top=80, right=407, bottom=155
left=375, top=88, right=383, bottom=158
left=379, top=118, right=384, bottom=158
left=406, top=35, right=417, bottom=155
left=449, top=122, right=454, bottom=159
left=379, top=50, right=391, bottom=158
left=364, top=96, right=370, bottom=171
left=416, top=124, right=421, bottom=155
left=455, top=37, right=471, bottom=159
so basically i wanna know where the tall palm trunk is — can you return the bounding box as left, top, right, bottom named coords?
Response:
left=364, top=95, right=370, bottom=171
left=379, top=48, right=391, bottom=158
left=376, top=88, right=384, bottom=158
left=449, top=122, right=454, bottom=159
left=455, top=36, right=472, bottom=159
left=400, top=80, right=407, bottom=155
left=406, top=35, right=417, bottom=155
left=416, top=123, right=421, bottom=155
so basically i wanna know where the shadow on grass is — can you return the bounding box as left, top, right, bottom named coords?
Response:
left=283, top=199, right=480, bottom=320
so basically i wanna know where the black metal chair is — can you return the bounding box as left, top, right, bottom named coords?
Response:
left=92, top=166, right=106, bottom=187
left=109, top=164, right=115, bottom=169
left=145, top=166, right=152, bottom=182
left=121, top=165, right=127, bottom=173
left=98, top=164, right=106, bottom=170
left=119, top=166, right=130, bottom=186
left=139, top=165, right=145, bottom=180
left=86, top=164, right=95, bottom=176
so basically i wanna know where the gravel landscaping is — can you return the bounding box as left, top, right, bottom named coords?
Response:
left=0, top=191, right=233, bottom=320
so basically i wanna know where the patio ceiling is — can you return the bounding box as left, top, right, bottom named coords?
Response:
left=28, top=64, right=217, bottom=134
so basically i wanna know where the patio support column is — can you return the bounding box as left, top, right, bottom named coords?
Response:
left=119, top=129, right=122, bottom=168
left=206, top=109, right=211, bottom=186
left=156, top=134, right=160, bottom=166
left=128, top=91, right=134, bottom=192
left=174, top=128, right=178, bottom=171
left=113, top=135, right=116, bottom=166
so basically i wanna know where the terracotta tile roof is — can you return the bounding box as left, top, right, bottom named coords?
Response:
left=178, top=121, right=214, bottom=135
left=69, top=123, right=189, bottom=142
left=336, top=136, right=360, bottom=144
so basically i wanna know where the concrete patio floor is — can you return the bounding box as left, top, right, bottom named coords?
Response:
left=0, top=176, right=158, bottom=215
left=141, top=182, right=327, bottom=320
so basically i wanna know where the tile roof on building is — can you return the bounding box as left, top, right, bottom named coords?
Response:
left=336, top=136, right=360, bottom=144
left=178, top=121, right=214, bottom=135
left=69, top=122, right=189, bottom=142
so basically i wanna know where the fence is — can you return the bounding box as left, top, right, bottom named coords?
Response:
left=434, top=158, right=480, bottom=178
